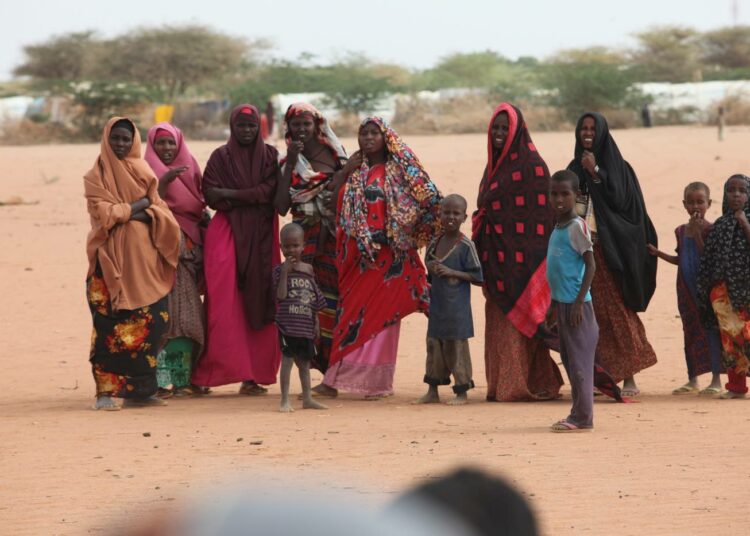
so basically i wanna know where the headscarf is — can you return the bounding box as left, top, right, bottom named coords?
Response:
left=84, top=116, right=180, bottom=311
left=472, top=103, right=554, bottom=338
left=281, top=102, right=347, bottom=228
left=698, top=174, right=750, bottom=323
left=339, top=116, right=442, bottom=262
left=144, top=122, right=205, bottom=244
left=567, top=112, right=658, bottom=312
left=202, top=104, right=280, bottom=328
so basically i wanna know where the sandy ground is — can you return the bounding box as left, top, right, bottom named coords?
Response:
left=2, top=125, right=750, bottom=536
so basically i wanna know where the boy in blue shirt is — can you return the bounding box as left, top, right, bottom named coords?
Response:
left=414, top=194, right=483, bottom=406
left=547, top=170, right=598, bottom=432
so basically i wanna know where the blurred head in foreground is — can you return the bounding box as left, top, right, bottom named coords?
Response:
left=392, top=468, right=538, bottom=536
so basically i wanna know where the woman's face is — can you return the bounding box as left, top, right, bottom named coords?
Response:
left=287, top=113, right=317, bottom=143
left=109, top=127, right=134, bottom=160
left=726, top=177, right=749, bottom=212
left=233, top=114, right=260, bottom=146
left=579, top=116, right=596, bottom=150
left=358, top=122, right=385, bottom=158
left=154, top=134, right=177, bottom=165
left=491, top=113, right=509, bottom=150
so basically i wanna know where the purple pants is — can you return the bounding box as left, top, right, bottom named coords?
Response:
left=557, top=301, right=599, bottom=428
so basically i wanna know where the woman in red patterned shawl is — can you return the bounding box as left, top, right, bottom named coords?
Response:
left=191, top=104, right=282, bottom=395
left=473, top=103, right=563, bottom=401
left=315, top=117, right=441, bottom=399
left=274, top=103, right=358, bottom=373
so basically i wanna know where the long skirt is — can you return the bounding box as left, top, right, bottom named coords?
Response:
left=591, top=243, right=657, bottom=383
left=157, top=233, right=206, bottom=389
left=191, top=212, right=280, bottom=387
left=297, top=218, right=338, bottom=373
left=322, top=322, right=400, bottom=396
left=87, top=270, right=169, bottom=398
left=710, top=281, right=750, bottom=394
left=484, top=300, right=563, bottom=402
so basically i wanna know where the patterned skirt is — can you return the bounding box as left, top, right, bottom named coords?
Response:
left=484, top=299, right=563, bottom=402
left=297, top=218, right=338, bottom=373
left=87, top=270, right=169, bottom=398
left=591, top=244, right=657, bottom=383
left=709, top=281, right=750, bottom=375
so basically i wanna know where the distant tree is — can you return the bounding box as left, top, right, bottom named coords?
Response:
left=13, top=31, right=97, bottom=88
left=630, top=26, right=702, bottom=82
left=544, top=50, right=640, bottom=121
left=701, top=26, right=750, bottom=69
left=418, top=51, right=513, bottom=90
left=318, top=54, right=392, bottom=115
left=90, top=25, right=260, bottom=101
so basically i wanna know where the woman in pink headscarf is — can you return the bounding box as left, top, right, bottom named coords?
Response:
left=191, top=105, right=282, bottom=395
left=144, top=123, right=207, bottom=396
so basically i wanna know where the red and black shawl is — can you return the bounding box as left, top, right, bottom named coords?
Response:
left=472, top=103, right=554, bottom=338
left=203, top=104, right=280, bottom=329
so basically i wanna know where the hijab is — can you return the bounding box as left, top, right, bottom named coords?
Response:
left=339, top=116, right=442, bottom=262
left=567, top=112, right=658, bottom=312
left=698, top=174, right=750, bottom=322
left=202, top=104, right=280, bottom=328
left=84, top=116, right=180, bottom=311
left=144, top=122, right=205, bottom=244
left=472, top=103, right=554, bottom=338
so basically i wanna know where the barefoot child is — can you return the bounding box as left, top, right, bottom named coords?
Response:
left=415, top=194, right=482, bottom=406
left=698, top=174, right=750, bottom=399
left=647, top=182, right=723, bottom=395
left=273, top=223, right=328, bottom=412
left=547, top=171, right=598, bottom=432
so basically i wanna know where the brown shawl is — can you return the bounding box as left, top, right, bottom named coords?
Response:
left=202, top=104, right=280, bottom=329
left=84, top=117, right=180, bottom=311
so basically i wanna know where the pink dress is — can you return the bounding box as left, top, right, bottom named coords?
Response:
left=191, top=212, right=281, bottom=386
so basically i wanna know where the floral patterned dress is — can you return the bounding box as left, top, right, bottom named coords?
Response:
left=88, top=267, right=170, bottom=398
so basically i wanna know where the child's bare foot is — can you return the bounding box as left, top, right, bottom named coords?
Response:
left=123, top=396, right=167, bottom=408
left=446, top=393, right=468, bottom=406
left=302, top=397, right=328, bottom=410
left=311, top=384, right=338, bottom=398
left=279, top=400, right=295, bottom=413
left=93, top=395, right=121, bottom=411
left=412, top=390, right=440, bottom=404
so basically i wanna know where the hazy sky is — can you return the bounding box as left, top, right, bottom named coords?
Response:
left=2, top=0, right=747, bottom=81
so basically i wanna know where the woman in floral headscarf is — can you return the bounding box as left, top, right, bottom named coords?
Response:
left=85, top=117, right=180, bottom=410
left=275, top=103, right=359, bottom=372
left=315, top=117, right=441, bottom=398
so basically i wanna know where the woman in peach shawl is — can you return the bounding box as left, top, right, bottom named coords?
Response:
left=85, top=117, right=180, bottom=411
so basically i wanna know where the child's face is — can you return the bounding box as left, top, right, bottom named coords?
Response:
left=683, top=188, right=711, bottom=219
left=549, top=180, right=576, bottom=217
left=440, top=199, right=467, bottom=232
left=281, top=231, right=305, bottom=262
left=726, top=178, right=749, bottom=212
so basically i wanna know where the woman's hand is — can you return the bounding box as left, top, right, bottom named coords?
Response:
left=287, top=140, right=304, bottom=167
left=205, top=188, right=228, bottom=207
left=327, top=151, right=363, bottom=192
left=130, top=210, right=152, bottom=223
left=735, top=208, right=748, bottom=224
left=160, top=166, right=188, bottom=184
left=581, top=151, right=597, bottom=175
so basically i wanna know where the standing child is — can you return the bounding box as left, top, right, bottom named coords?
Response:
left=698, top=174, right=750, bottom=399
left=273, top=223, right=328, bottom=412
left=414, top=194, right=483, bottom=406
left=547, top=170, right=598, bottom=432
left=647, top=182, right=723, bottom=395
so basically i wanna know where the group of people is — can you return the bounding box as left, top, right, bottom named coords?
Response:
left=84, top=101, right=750, bottom=431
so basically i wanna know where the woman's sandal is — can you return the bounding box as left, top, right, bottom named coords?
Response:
left=551, top=420, right=591, bottom=433
left=239, top=382, right=268, bottom=396
left=719, top=390, right=747, bottom=399
left=698, top=386, right=722, bottom=396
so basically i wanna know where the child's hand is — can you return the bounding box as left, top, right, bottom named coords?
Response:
left=571, top=301, right=583, bottom=327
left=735, top=209, right=748, bottom=224
left=646, top=243, right=659, bottom=256
left=433, top=263, right=452, bottom=278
